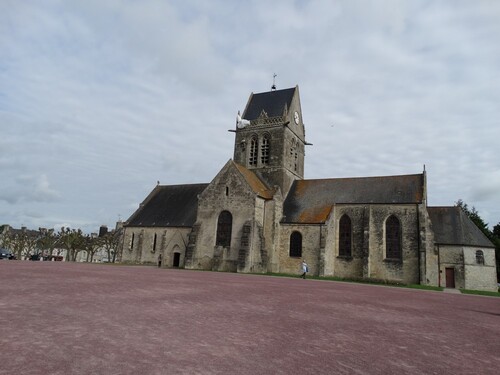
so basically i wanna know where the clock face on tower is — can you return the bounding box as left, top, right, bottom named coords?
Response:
left=294, top=111, right=299, bottom=125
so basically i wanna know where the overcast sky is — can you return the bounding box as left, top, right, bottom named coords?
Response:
left=1, top=0, right=499, bottom=234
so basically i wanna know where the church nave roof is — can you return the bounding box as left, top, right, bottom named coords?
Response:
left=125, top=183, right=208, bottom=227
left=283, top=173, right=424, bottom=224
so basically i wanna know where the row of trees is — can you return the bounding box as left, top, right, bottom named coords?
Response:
left=456, top=200, right=500, bottom=280
left=0, top=225, right=123, bottom=263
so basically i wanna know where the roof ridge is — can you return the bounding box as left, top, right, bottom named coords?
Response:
left=156, top=182, right=208, bottom=188
left=300, top=173, right=423, bottom=183
left=252, top=86, right=296, bottom=96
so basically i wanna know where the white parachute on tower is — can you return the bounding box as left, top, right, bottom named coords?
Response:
left=236, top=110, right=250, bottom=129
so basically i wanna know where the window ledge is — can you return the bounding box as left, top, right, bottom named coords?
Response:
left=384, top=258, right=402, bottom=264
left=336, top=255, right=353, bottom=261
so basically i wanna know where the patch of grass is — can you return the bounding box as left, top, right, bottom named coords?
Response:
left=459, top=289, right=500, bottom=297
left=400, top=284, right=444, bottom=291
left=262, top=272, right=444, bottom=291
left=96, top=261, right=154, bottom=267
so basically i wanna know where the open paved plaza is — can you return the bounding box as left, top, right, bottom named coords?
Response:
left=1, top=261, right=499, bottom=375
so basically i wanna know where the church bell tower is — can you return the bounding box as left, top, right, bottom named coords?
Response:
left=233, top=85, right=307, bottom=197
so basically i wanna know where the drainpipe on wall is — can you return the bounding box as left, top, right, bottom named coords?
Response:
left=416, top=203, right=421, bottom=284
left=318, top=223, right=323, bottom=277
left=437, top=244, right=441, bottom=287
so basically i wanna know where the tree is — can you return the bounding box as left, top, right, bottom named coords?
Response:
left=99, top=230, right=121, bottom=263
left=493, top=223, right=500, bottom=239
left=58, top=227, right=85, bottom=261
left=2, top=227, right=38, bottom=259
left=0, top=225, right=12, bottom=250
left=37, top=228, right=58, bottom=259
left=83, top=234, right=100, bottom=262
left=455, top=199, right=490, bottom=236
left=492, top=223, right=500, bottom=281
left=20, top=231, right=39, bottom=259
left=0, top=225, right=9, bottom=248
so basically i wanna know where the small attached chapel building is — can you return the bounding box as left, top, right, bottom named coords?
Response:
left=120, top=86, right=497, bottom=291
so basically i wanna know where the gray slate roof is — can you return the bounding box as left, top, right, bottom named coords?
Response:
left=283, top=174, right=424, bottom=224
left=428, top=206, right=494, bottom=247
left=243, top=87, right=296, bottom=120
left=126, top=184, right=208, bottom=227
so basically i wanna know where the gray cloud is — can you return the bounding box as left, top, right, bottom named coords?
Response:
left=0, top=174, right=60, bottom=204
left=1, top=0, right=499, bottom=232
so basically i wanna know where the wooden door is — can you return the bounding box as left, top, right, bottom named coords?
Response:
left=445, top=268, right=455, bottom=288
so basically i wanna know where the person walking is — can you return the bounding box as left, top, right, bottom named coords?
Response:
left=300, top=259, right=308, bottom=279
left=158, top=254, right=162, bottom=268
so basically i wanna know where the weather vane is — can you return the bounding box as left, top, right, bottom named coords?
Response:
left=271, top=73, right=277, bottom=91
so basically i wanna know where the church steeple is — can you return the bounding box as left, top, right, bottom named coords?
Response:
left=233, top=85, right=306, bottom=197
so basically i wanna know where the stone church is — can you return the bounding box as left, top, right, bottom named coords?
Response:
left=120, top=86, right=497, bottom=291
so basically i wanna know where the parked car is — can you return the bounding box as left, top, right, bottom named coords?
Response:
left=0, top=248, right=16, bottom=260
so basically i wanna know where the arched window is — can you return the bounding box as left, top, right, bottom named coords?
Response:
left=339, top=215, right=352, bottom=257
left=249, top=137, right=258, bottom=166
left=261, top=135, right=270, bottom=165
left=386, top=215, right=401, bottom=260
left=152, top=233, right=157, bottom=253
left=216, top=211, right=232, bottom=247
left=476, top=250, right=484, bottom=265
left=130, top=233, right=135, bottom=251
left=289, top=231, right=302, bottom=257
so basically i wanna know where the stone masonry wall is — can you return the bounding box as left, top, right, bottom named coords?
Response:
left=278, top=224, right=321, bottom=276
left=368, top=205, right=420, bottom=284
left=121, top=226, right=190, bottom=267
left=323, top=205, right=366, bottom=279
left=463, top=246, right=497, bottom=291
left=189, top=164, right=268, bottom=272
left=265, top=190, right=283, bottom=273
left=420, top=204, right=439, bottom=286
left=277, top=204, right=420, bottom=283
left=438, top=245, right=465, bottom=289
